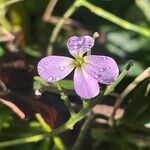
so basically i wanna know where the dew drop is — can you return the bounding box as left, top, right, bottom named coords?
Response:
left=106, top=66, right=110, bottom=70
left=44, top=61, right=49, bottom=65
left=94, top=74, right=99, bottom=79
left=101, top=57, right=107, bottom=60
left=99, top=68, right=105, bottom=72
left=60, top=66, right=65, bottom=71
left=48, top=76, right=53, bottom=82
left=92, top=72, right=95, bottom=75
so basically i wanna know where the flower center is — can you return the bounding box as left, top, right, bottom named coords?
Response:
left=74, top=57, right=84, bottom=67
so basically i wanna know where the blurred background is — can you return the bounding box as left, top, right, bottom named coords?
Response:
left=0, top=0, right=150, bottom=150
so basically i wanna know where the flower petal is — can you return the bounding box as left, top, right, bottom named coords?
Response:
left=37, top=56, right=75, bottom=82
left=67, top=36, right=94, bottom=57
left=74, top=67, right=100, bottom=99
left=84, top=55, right=119, bottom=84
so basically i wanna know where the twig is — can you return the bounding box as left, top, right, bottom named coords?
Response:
left=110, top=67, right=150, bottom=125
left=43, top=0, right=84, bottom=31
left=72, top=114, right=101, bottom=150
left=47, top=0, right=83, bottom=55
left=42, top=0, right=58, bottom=22
left=0, top=98, right=25, bottom=119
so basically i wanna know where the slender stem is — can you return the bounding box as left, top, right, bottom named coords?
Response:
left=0, top=134, right=45, bottom=148
left=42, top=0, right=58, bottom=22
left=47, top=0, right=83, bottom=55
left=55, top=81, right=76, bottom=116
left=35, top=113, right=52, bottom=132
left=35, top=113, right=66, bottom=150
left=72, top=114, right=100, bottom=150
left=81, top=1, right=150, bottom=37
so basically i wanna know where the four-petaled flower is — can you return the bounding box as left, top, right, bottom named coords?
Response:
left=37, top=35, right=119, bottom=99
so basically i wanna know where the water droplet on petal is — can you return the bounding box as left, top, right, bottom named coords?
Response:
left=106, top=66, right=110, bottom=70
left=44, top=61, right=49, bottom=65
left=60, top=66, right=65, bottom=71
left=48, top=77, right=53, bottom=82
left=92, top=72, right=95, bottom=75
left=94, top=74, right=99, bottom=79
left=99, top=68, right=105, bottom=72
left=101, top=57, right=107, bottom=60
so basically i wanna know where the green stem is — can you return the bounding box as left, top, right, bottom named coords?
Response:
left=81, top=1, right=150, bottom=37
left=35, top=113, right=66, bottom=150
left=0, top=134, right=45, bottom=148
left=55, top=81, right=76, bottom=116
left=47, top=0, right=83, bottom=55
left=72, top=114, right=100, bottom=150
left=35, top=113, right=51, bottom=132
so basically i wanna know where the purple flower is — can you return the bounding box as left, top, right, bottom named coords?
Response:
left=37, top=36, right=119, bottom=99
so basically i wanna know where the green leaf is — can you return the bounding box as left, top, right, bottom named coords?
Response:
left=33, top=76, right=74, bottom=91
left=58, top=80, right=74, bottom=90
left=107, top=31, right=147, bottom=52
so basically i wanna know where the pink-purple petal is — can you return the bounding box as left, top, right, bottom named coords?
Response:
left=67, top=35, right=94, bottom=57
left=84, top=55, right=119, bottom=85
left=37, top=56, right=75, bottom=82
left=74, top=67, right=100, bottom=99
